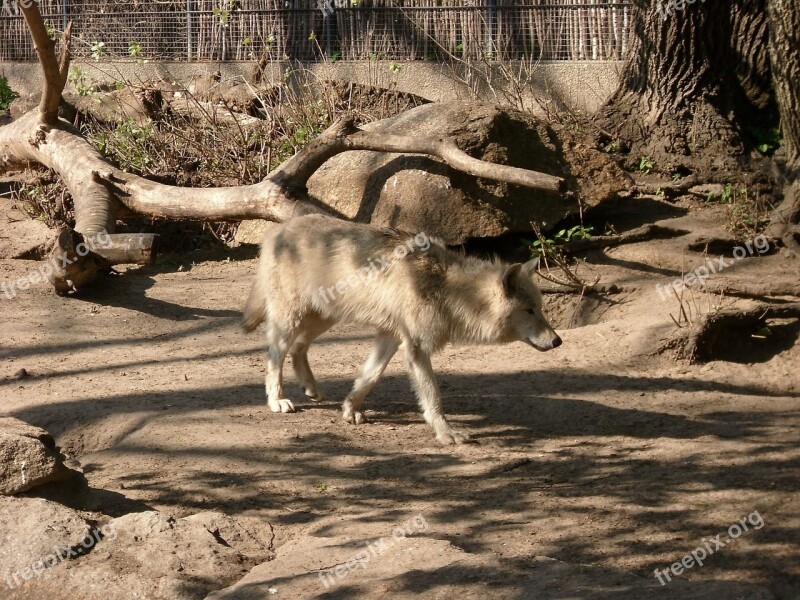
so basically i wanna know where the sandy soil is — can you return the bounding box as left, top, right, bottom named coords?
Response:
left=1, top=199, right=799, bottom=598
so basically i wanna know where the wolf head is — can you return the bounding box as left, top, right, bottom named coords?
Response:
left=500, top=261, right=562, bottom=351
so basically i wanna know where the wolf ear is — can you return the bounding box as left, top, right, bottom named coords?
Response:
left=502, top=263, right=522, bottom=296
left=522, top=258, right=540, bottom=276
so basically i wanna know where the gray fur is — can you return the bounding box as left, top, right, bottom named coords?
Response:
left=243, top=215, right=561, bottom=444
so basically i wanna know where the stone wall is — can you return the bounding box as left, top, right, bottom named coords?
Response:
left=1, top=59, right=622, bottom=116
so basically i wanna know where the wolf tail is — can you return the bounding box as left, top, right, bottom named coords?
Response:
left=242, top=278, right=266, bottom=332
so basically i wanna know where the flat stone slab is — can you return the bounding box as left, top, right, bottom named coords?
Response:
left=3, top=509, right=274, bottom=600
left=0, top=496, right=92, bottom=591
left=206, top=534, right=774, bottom=600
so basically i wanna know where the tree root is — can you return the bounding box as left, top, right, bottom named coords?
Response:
left=668, top=302, right=800, bottom=363
left=560, top=224, right=689, bottom=255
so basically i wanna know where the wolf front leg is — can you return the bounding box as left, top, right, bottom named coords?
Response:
left=404, top=343, right=472, bottom=445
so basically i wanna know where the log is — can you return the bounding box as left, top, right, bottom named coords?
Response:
left=45, top=229, right=156, bottom=294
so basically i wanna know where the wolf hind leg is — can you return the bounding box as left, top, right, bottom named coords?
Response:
left=290, top=314, right=336, bottom=402
left=265, top=322, right=296, bottom=413
left=404, top=343, right=471, bottom=445
left=342, top=332, right=400, bottom=425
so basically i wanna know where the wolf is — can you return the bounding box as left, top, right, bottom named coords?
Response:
left=242, top=215, right=561, bottom=444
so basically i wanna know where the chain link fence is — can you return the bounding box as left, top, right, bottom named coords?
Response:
left=1, top=1, right=632, bottom=63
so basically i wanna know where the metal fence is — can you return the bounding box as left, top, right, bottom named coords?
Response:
left=1, top=1, right=632, bottom=63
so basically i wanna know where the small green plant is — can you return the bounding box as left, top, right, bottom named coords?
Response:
left=720, top=183, right=733, bottom=203
left=314, top=483, right=328, bottom=494
left=213, top=1, right=236, bottom=26
left=555, top=225, right=594, bottom=243
left=525, top=225, right=593, bottom=258
left=93, top=119, right=155, bottom=172
left=527, top=236, right=556, bottom=258
left=329, top=51, right=341, bottom=63
left=0, top=75, right=19, bottom=110
left=128, top=40, right=142, bottom=58
left=388, top=62, right=401, bottom=73
left=637, top=156, right=654, bottom=173
left=603, top=142, right=618, bottom=153
left=748, top=125, right=782, bottom=156
left=68, top=67, right=93, bottom=96
left=91, top=41, right=107, bottom=61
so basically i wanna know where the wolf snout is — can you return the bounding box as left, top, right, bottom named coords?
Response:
left=527, top=334, right=562, bottom=351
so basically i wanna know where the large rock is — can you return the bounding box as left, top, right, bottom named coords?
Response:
left=0, top=418, right=70, bottom=495
left=303, top=102, right=629, bottom=245
left=4, top=510, right=274, bottom=600
left=207, top=534, right=773, bottom=600
left=63, top=86, right=163, bottom=126
left=0, top=496, right=92, bottom=590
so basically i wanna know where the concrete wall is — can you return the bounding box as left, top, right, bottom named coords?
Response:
left=1, top=59, right=622, bottom=116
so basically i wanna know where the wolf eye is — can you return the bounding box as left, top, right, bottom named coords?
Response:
left=525, top=308, right=535, bottom=315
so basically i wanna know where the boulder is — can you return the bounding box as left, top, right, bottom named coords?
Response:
left=303, top=101, right=630, bottom=245
left=0, top=496, right=92, bottom=591
left=3, top=510, right=274, bottom=600
left=0, top=418, right=70, bottom=495
left=63, top=86, right=162, bottom=126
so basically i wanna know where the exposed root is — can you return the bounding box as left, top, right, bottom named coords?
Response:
left=560, top=224, right=689, bottom=255
left=666, top=302, right=800, bottom=363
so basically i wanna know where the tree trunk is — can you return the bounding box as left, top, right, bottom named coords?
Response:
left=765, top=0, right=800, bottom=249
left=598, top=0, right=771, bottom=169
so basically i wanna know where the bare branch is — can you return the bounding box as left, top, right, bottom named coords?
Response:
left=20, top=2, right=67, bottom=125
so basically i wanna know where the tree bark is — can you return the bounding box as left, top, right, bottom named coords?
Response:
left=597, top=0, right=770, bottom=168
left=765, top=0, right=800, bottom=249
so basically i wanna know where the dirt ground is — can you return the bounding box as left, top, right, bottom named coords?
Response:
left=1, top=198, right=799, bottom=598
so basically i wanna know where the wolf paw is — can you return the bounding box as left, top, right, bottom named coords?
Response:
left=269, top=398, right=296, bottom=413
left=342, top=407, right=367, bottom=425
left=305, top=389, right=326, bottom=402
left=437, top=429, right=473, bottom=445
